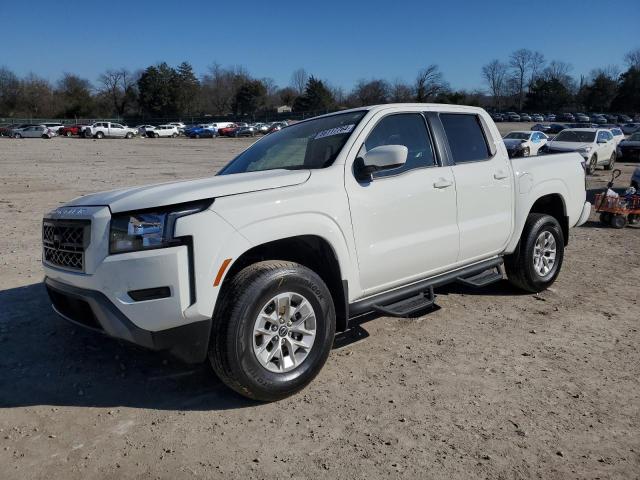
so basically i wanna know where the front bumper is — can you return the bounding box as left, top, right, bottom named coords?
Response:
left=45, top=276, right=211, bottom=363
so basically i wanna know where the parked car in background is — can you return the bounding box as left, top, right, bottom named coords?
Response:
left=168, top=122, right=186, bottom=133
left=146, top=125, right=179, bottom=138
left=590, top=115, right=607, bottom=124
left=504, top=112, right=520, bottom=122
left=0, top=123, right=24, bottom=136
left=519, top=113, right=532, bottom=122
left=503, top=131, right=548, bottom=157
left=617, top=132, right=640, bottom=162
left=218, top=124, right=239, bottom=137
left=574, top=113, right=590, bottom=123
left=188, top=125, right=218, bottom=138
left=42, top=123, right=64, bottom=134
left=12, top=125, right=55, bottom=139
left=136, top=125, right=155, bottom=136
left=618, top=115, right=632, bottom=123
left=559, top=113, right=575, bottom=122
left=531, top=114, right=544, bottom=122
left=608, top=127, right=625, bottom=145
left=546, top=123, right=569, bottom=134
left=491, top=113, right=504, bottom=122
left=544, top=113, right=557, bottom=122
left=266, top=122, right=288, bottom=133
left=621, top=123, right=640, bottom=135
left=59, top=124, right=88, bottom=137
left=541, top=128, right=616, bottom=174
left=233, top=125, right=257, bottom=137
left=531, top=123, right=552, bottom=133
left=84, top=122, right=136, bottom=139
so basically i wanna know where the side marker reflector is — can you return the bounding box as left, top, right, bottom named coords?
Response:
left=214, top=258, right=232, bottom=287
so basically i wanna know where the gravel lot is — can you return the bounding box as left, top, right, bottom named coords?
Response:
left=1, top=125, right=639, bottom=479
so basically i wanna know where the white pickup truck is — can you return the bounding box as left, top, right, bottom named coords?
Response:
left=83, top=122, right=137, bottom=139
left=42, top=104, right=591, bottom=401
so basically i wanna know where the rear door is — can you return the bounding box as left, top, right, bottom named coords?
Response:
left=438, top=112, right=513, bottom=263
left=345, top=111, right=459, bottom=295
left=109, top=123, right=126, bottom=137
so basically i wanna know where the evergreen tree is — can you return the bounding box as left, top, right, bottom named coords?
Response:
left=611, top=67, right=640, bottom=113
left=292, top=76, right=335, bottom=112
left=174, top=61, right=200, bottom=116
left=233, top=80, right=267, bottom=116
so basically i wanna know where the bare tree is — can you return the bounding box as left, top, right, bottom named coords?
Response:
left=390, top=79, right=414, bottom=102
left=351, top=79, right=390, bottom=106
left=201, top=63, right=250, bottom=114
left=590, top=65, right=621, bottom=81
left=508, top=49, right=544, bottom=110
left=290, top=68, right=308, bottom=95
left=98, top=68, right=136, bottom=116
left=529, top=51, right=546, bottom=86
left=624, top=48, right=640, bottom=69
left=414, top=65, right=448, bottom=102
left=481, top=60, right=508, bottom=109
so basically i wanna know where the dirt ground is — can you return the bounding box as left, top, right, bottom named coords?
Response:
left=1, top=126, right=639, bottom=479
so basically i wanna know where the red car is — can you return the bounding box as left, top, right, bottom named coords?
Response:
left=217, top=124, right=238, bottom=137
left=59, top=124, right=88, bottom=137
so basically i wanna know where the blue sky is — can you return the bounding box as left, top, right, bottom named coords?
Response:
left=1, top=0, right=638, bottom=91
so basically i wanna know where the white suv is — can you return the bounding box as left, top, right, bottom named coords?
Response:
left=543, top=128, right=617, bottom=174
left=147, top=125, right=179, bottom=138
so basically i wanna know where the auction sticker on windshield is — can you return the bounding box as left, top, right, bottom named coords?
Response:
left=314, top=124, right=355, bottom=139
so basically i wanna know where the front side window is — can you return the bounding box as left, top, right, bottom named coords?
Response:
left=359, top=113, right=436, bottom=177
left=504, top=132, right=530, bottom=140
left=219, top=111, right=366, bottom=175
left=440, top=113, right=491, bottom=163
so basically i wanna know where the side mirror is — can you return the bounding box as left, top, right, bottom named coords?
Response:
left=355, top=145, right=408, bottom=181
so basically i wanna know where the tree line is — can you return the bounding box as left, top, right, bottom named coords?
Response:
left=0, top=47, right=638, bottom=120
left=482, top=48, right=640, bottom=113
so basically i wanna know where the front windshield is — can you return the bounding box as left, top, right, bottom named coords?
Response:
left=554, top=130, right=596, bottom=143
left=219, top=111, right=366, bottom=175
left=628, top=133, right=640, bottom=141
left=504, top=132, right=530, bottom=140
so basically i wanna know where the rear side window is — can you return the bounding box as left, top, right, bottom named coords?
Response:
left=362, top=113, right=436, bottom=177
left=440, top=113, right=491, bottom=163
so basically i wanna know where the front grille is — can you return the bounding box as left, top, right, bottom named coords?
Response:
left=43, top=219, right=90, bottom=271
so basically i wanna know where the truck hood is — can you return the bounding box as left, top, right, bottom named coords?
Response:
left=66, top=169, right=311, bottom=213
left=546, top=141, right=592, bottom=151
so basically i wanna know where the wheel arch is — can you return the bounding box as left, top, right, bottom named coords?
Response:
left=220, top=235, right=349, bottom=332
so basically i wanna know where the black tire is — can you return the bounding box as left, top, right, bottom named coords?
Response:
left=95, top=131, right=104, bottom=139
left=587, top=155, right=597, bottom=175
left=194, top=134, right=200, bottom=139
left=604, top=152, right=616, bottom=170
left=627, top=214, right=640, bottom=225
left=14, top=133, right=21, bottom=139
left=126, top=132, right=133, bottom=139
left=154, top=133, right=159, bottom=138
left=505, top=213, right=565, bottom=293
left=171, top=133, right=177, bottom=138
left=209, top=261, right=336, bottom=402
left=41, top=134, right=50, bottom=139
left=522, top=147, right=530, bottom=157
left=65, top=131, right=73, bottom=137
left=599, top=212, right=612, bottom=225
left=611, top=214, right=627, bottom=229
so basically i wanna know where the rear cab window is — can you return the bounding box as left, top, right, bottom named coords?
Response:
left=440, top=113, right=491, bottom=163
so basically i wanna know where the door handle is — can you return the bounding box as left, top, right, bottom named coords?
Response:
left=433, top=178, right=453, bottom=189
left=493, top=171, right=508, bottom=180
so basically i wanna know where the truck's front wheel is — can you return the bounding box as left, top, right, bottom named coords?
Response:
left=209, top=261, right=336, bottom=402
left=505, top=213, right=565, bottom=293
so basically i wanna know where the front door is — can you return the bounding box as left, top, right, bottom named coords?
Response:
left=345, top=112, right=460, bottom=295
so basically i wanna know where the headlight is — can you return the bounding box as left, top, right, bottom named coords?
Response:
left=109, top=200, right=212, bottom=254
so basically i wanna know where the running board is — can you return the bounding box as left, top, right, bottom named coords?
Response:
left=456, top=268, right=503, bottom=288
left=371, top=287, right=435, bottom=318
left=348, top=257, right=504, bottom=319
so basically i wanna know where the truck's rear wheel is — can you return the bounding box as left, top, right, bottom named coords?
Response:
left=587, top=155, right=597, bottom=174
left=209, top=261, right=335, bottom=402
left=95, top=131, right=104, bottom=139
left=505, top=213, right=565, bottom=293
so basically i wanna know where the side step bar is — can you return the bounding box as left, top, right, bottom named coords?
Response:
left=371, top=287, right=435, bottom=318
left=456, top=267, right=503, bottom=288
left=348, top=257, right=504, bottom=319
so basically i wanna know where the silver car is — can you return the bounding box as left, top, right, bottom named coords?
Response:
left=12, top=125, right=55, bottom=139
